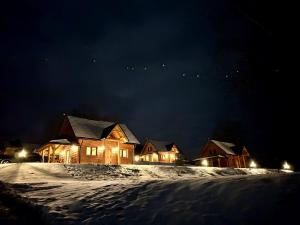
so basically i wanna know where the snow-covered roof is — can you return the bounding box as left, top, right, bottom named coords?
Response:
left=67, top=116, right=140, bottom=144
left=49, top=139, right=71, bottom=144
left=211, top=140, right=236, bottom=155
left=148, top=139, right=174, bottom=152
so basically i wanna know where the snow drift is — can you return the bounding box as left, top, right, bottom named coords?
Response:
left=64, top=164, right=277, bottom=180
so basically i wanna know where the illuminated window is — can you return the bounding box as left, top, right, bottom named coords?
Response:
left=97, top=146, right=105, bottom=154
left=120, top=149, right=128, bottom=158
left=86, top=147, right=97, bottom=156
left=86, top=147, right=91, bottom=156
left=91, top=147, right=97, bottom=156
left=161, top=154, right=168, bottom=160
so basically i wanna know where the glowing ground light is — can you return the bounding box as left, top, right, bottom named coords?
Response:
left=250, top=160, right=257, bottom=168
left=201, top=159, right=208, bottom=166
left=134, top=155, right=140, bottom=161
left=283, top=161, right=291, bottom=170
left=18, top=149, right=27, bottom=158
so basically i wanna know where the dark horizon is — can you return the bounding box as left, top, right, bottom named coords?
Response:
left=1, top=1, right=296, bottom=168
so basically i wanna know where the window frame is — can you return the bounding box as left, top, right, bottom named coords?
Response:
left=120, top=149, right=128, bottom=158
left=86, top=147, right=91, bottom=156
left=91, top=147, right=97, bottom=156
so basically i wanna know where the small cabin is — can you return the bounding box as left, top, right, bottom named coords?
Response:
left=195, top=139, right=250, bottom=168
left=37, top=115, right=140, bottom=165
left=139, top=139, right=181, bottom=163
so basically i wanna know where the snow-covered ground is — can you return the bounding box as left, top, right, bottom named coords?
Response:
left=0, top=163, right=298, bottom=225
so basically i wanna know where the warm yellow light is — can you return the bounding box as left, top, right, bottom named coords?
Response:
left=112, top=147, right=119, bottom=154
left=18, top=149, right=27, bottom=158
left=283, top=161, right=291, bottom=170
left=71, top=145, right=78, bottom=151
left=134, top=155, right=140, bottom=161
left=201, top=159, right=208, bottom=166
left=250, top=160, right=257, bottom=168
left=60, top=150, right=65, bottom=156
left=98, top=145, right=105, bottom=153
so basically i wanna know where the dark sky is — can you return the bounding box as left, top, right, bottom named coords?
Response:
left=0, top=1, right=295, bottom=167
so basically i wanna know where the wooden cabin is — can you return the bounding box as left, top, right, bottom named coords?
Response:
left=139, top=139, right=181, bottom=163
left=195, top=139, right=250, bottom=168
left=37, top=115, right=140, bottom=165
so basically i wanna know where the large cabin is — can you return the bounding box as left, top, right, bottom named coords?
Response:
left=196, top=140, right=250, bottom=168
left=37, top=116, right=140, bottom=165
left=139, top=139, right=181, bottom=163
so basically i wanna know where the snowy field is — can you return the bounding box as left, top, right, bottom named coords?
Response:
left=0, top=163, right=299, bottom=225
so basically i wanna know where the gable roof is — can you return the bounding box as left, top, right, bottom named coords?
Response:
left=67, top=116, right=140, bottom=144
left=147, top=139, right=175, bottom=152
left=210, top=140, right=236, bottom=155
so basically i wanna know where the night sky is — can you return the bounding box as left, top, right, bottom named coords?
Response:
left=1, top=1, right=295, bottom=167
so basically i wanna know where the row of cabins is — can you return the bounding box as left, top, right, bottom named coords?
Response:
left=36, top=115, right=251, bottom=168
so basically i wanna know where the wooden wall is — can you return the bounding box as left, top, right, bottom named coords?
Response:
left=198, top=141, right=250, bottom=168
left=78, top=138, right=134, bottom=165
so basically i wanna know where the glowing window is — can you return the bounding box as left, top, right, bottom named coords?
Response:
left=97, top=146, right=105, bottom=154
left=91, top=147, right=97, bottom=156
left=121, top=149, right=128, bottom=158
left=86, top=147, right=91, bottom=156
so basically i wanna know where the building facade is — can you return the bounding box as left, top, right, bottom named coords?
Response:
left=196, top=140, right=250, bottom=168
left=139, top=139, right=181, bottom=163
left=37, top=116, right=140, bottom=165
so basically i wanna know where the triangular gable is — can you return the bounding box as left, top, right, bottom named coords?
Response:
left=59, top=117, right=77, bottom=141
left=141, top=140, right=157, bottom=155
left=170, top=144, right=180, bottom=153
left=242, top=146, right=250, bottom=156
left=106, top=124, right=129, bottom=143
left=141, top=140, right=179, bottom=154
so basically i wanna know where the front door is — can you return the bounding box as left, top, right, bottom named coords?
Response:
left=105, top=148, right=112, bottom=164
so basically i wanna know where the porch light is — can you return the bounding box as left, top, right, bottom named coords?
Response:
left=18, top=149, right=27, bottom=158
left=250, top=160, right=257, bottom=168
left=283, top=161, right=291, bottom=170
left=134, top=155, right=140, bottom=161
left=112, top=147, right=119, bottom=154
left=201, top=159, right=208, bottom=167
left=71, top=145, right=78, bottom=151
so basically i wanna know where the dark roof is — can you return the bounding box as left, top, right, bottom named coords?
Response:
left=232, top=146, right=245, bottom=155
left=67, top=116, right=140, bottom=144
left=134, top=144, right=144, bottom=154
left=147, top=139, right=175, bottom=152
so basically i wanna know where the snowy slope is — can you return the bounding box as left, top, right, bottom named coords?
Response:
left=0, top=163, right=298, bottom=225
left=64, top=164, right=277, bottom=180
